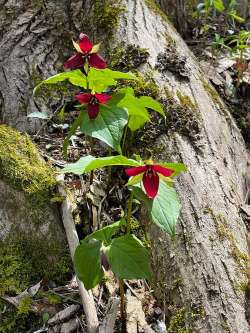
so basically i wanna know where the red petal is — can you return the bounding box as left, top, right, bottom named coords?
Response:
left=75, top=93, right=92, bottom=104
left=79, top=34, right=93, bottom=53
left=64, top=53, right=84, bottom=69
left=95, top=93, right=112, bottom=104
left=152, top=165, right=174, bottom=177
left=125, top=166, right=147, bottom=177
left=143, top=172, right=159, bottom=199
left=87, top=104, right=100, bottom=119
left=89, top=53, right=107, bottom=69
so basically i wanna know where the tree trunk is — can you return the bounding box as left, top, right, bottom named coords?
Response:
left=1, top=0, right=249, bottom=332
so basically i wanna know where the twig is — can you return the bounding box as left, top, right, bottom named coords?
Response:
left=57, top=175, right=99, bottom=333
left=124, top=281, right=142, bottom=301
left=99, top=297, right=120, bottom=333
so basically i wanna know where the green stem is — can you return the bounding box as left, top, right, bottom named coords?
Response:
left=121, top=120, right=129, bottom=155
left=86, top=63, right=90, bottom=90
left=126, top=191, right=133, bottom=234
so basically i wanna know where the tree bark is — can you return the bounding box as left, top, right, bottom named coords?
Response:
left=1, top=0, right=249, bottom=332
left=114, top=1, right=250, bottom=332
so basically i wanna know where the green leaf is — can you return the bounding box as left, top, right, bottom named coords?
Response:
left=132, top=181, right=181, bottom=237
left=127, top=173, right=143, bottom=186
left=139, top=96, right=164, bottom=116
left=42, top=313, right=50, bottom=323
left=61, top=155, right=141, bottom=175
left=27, top=112, right=49, bottom=119
left=214, top=0, right=224, bottom=12
left=117, top=94, right=150, bottom=131
left=88, top=68, right=137, bottom=92
left=115, top=90, right=164, bottom=131
left=159, top=162, right=187, bottom=177
left=63, top=110, right=85, bottom=157
left=80, top=105, right=128, bottom=152
left=74, top=239, right=103, bottom=290
left=107, top=234, right=152, bottom=280
left=103, top=69, right=137, bottom=80
left=229, top=12, right=245, bottom=23
left=61, top=155, right=96, bottom=174
left=33, top=70, right=87, bottom=96
left=85, top=219, right=125, bottom=244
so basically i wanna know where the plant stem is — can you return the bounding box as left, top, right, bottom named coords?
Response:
left=119, top=278, right=126, bottom=325
left=86, top=63, right=90, bottom=90
left=121, top=121, right=129, bottom=155
left=126, top=191, right=133, bottom=234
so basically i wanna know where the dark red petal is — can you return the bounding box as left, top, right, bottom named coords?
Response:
left=152, top=165, right=174, bottom=177
left=79, top=34, right=93, bottom=53
left=89, top=53, right=107, bottom=69
left=95, top=93, right=112, bottom=104
left=87, top=104, right=100, bottom=119
left=143, top=172, right=159, bottom=199
left=75, top=93, right=92, bottom=104
left=125, top=166, right=147, bottom=177
left=64, top=53, right=84, bottom=69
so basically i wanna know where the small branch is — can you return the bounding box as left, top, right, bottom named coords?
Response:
left=57, top=175, right=99, bottom=333
left=126, top=191, right=133, bottom=234
left=99, top=297, right=120, bottom=333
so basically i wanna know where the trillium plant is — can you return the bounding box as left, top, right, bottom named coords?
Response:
left=32, top=33, right=187, bottom=315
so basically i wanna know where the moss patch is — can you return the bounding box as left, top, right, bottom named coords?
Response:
left=118, top=72, right=160, bottom=98
left=0, top=299, right=41, bottom=333
left=0, top=125, right=56, bottom=207
left=93, top=0, right=124, bottom=41
left=0, top=231, right=71, bottom=296
left=168, top=305, right=205, bottom=333
left=156, top=44, right=189, bottom=79
left=164, top=89, right=202, bottom=143
left=201, top=78, right=224, bottom=110
left=144, top=0, right=172, bottom=24
left=110, top=43, right=149, bottom=71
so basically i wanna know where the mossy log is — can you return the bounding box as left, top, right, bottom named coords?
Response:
left=0, top=125, right=70, bottom=325
left=0, top=0, right=250, bottom=332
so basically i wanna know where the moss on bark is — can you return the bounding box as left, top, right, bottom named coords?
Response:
left=0, top=125, right=56, bottom=208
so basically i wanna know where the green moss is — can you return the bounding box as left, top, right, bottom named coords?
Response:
left=144, top=0, right=172, bottom=24
left=164, top=89, right=202, bottom=142
left=110, top=43, right=149, bottom=71
left=176, top=91, right=198, bottom=110
left=93, top=0, right=124, bottom=40
left=118, top=72, right=160, bottom=98
left=156, top=45, right=189, bottom=79
left=17, top=298, right=32, bottom=315
left=201, top=78, right=224, bottom=110
left=0, top=300, right=41, bottom=333
left=168, top=306, right=205, bottom=333
left=0, top=125, right=56, bottom=207
left=0, top=231, right=71, bottom=296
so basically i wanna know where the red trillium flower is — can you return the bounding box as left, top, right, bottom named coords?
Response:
left=125, top=163, right=174, bottom=199
left=64, top=33, right=107, bottom=70
left=75, top=92, right=112, bottom=119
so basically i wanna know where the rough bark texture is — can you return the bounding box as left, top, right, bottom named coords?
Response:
left=0, top=0, right=250, bottom=332
left=115, top=1, right=250, bottom=332
left=0, top=0, right=81, bottom=132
